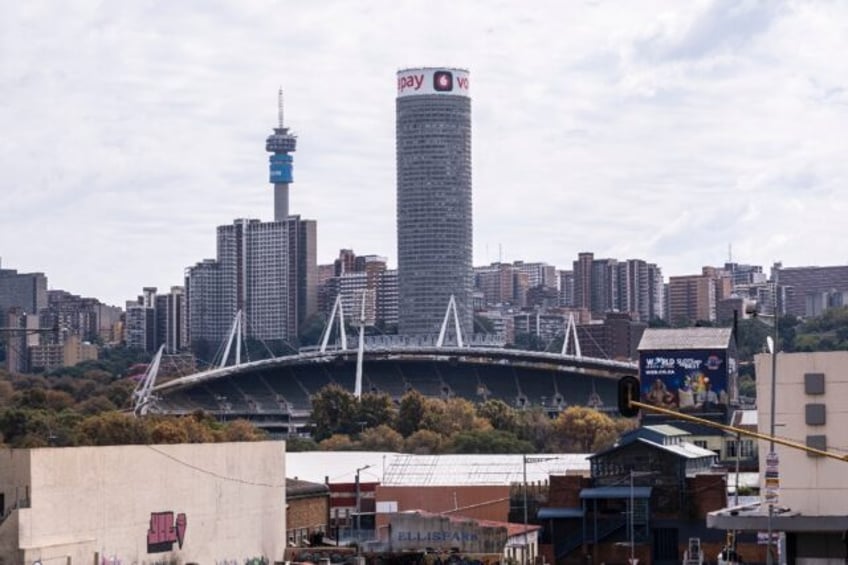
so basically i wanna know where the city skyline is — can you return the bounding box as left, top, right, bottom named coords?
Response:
left=2, top=1, right=846, bottom=307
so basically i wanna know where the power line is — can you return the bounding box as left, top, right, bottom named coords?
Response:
left=145, top=444, right=285, bottom=488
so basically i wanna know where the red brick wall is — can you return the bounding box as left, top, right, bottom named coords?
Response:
left=376, top=485, right=510, bottom=528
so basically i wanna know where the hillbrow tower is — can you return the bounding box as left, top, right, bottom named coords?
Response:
left=396, top=67, right=473, bottom=338
left=266, top=89, right=297, bottom=221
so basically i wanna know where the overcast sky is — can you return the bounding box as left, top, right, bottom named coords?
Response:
left=1, top=0, right=846, bottom=307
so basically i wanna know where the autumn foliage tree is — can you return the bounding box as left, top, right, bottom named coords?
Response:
left=552, top=406, right=619, bottom=452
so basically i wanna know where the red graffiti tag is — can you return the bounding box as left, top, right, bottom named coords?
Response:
left=147, top=511, right=187, bottom=553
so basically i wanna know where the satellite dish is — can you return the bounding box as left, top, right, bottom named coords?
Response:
left=766, top=336, right=774, bottom=354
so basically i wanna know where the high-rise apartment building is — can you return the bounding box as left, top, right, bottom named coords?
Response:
left=774, top=264, right=848, bottom=317
left=125, top=287, right=157, bottom=352
left=201, top=216, right=317, bottom=345
left=40, top=290, right=123, bottom=345
left=318, top=250, right=398, bottom=329
left=558, top=270, right=575, bottom=308
left=570, top=253, right=664, bottom=322
left=474, top=264, right=516, bottom=307
left=667, top=274, right=716, bottom=326
left=396, top=67, right=473, bottom=337
left=573, top=252, right=594, bottom=311
left=0, top=261, right=47, bottom=319
left=154, top=287, right=186, bottom=353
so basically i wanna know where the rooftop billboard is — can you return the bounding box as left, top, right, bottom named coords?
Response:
left=639, top=349, right=734, bottom=413
left=397, top=68, right=470, bottom=98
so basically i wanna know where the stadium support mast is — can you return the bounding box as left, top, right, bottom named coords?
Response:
left=266, top=88, right=298, bottom=221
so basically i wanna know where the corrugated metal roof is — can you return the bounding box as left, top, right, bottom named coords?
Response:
left=285, top=452, right=591, bottom=486
left=641, top=424, right=691, bottom=437
left=286, top=478, right=329, bottom=497
left=637, top=328, right=733, bottom=351
left=382, top=453, right=592, bottom=486
left=581, top=486, right=652, bottom=499
left=538, top=507, right=584, bottom=519
left=642, top=438, right=717, bottom=459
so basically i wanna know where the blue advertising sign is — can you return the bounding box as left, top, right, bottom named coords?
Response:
left=269, top=154, right=293, bottom=183
left=639, top=349, right=730, bottom=412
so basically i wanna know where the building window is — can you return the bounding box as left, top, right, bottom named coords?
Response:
left=727, top=439, right=755, bottom=458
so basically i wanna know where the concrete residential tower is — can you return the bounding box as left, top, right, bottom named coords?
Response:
left=396, top=67, right=473, bottom=337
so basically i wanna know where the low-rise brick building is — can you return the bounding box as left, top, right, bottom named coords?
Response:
left=286, top=478, right=330, bottom=546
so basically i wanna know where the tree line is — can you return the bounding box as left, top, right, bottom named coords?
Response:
left=295, top=384, right=636, bottom=454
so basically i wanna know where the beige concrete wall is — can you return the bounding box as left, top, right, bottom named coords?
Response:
left=756, top=351, right=848, bottom=515
left=2, top=441, right=285, bottom=565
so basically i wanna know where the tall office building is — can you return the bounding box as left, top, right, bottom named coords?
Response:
left=396, top=67, right=473, bottom=337
left=266, top=89, right=298, bottom=222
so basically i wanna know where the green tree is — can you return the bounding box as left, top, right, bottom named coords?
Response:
left=477, top=399, right=519, bottom=433
left=309, top=384, right=358, bottom=441
left=446, top=429, right=533, bottom=454
left=421, top=397, right=486, bottom=437
left=319, top=433, right=358, bottom=451
left=738, top=375, right=756, bottom=399
left=286, top=436, right=319, bottom=452
left=150, top=419, right=190, bottom=444
left=76, top=412, right=151, bottom=446
left=514, top=407, right=555, bottom=452
left=357, top=392, right=396, bottom=430
left=222, top=419, right=267, bottom=442
left=404, top=429, right=446, bottom=454
left=397, top=390, right=426, bottom=437
left=359, top=424, right=404, bottom=451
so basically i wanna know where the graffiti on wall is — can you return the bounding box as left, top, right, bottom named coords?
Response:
left=147, top=511, right=187, bottom=553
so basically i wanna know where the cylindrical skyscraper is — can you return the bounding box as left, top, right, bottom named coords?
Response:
left=266, top=89, right=297, bottom=222
left=396, top=67, right=473, bottom=338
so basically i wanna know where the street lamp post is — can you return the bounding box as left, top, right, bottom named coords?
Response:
left=630, top=470, right=636, bottom=565
left=767, top=272, right=779, bottom=565
left=355, top=464, right=372, bottom=549
left=523, top=454, right=529, bottom=565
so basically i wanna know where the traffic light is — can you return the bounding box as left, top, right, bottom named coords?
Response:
left=617, top=375, right=641, bottom=417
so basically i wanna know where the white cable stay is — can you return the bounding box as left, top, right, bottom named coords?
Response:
left=560, top=313, right=582, bottom=358
left=219, top=310, right=246, bottom=368
left=436, top=294, right=464, bottom=348
left=354, top=290, right=368, bottom=398
left=133, top=345, right=165, bottom=416
left=320, top=294, right=348, bottom=353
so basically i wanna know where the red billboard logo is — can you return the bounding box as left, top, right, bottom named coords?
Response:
left=433, top=71, right=453, bottom=92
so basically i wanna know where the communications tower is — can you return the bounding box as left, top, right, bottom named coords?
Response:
left=266, top=89, right=298, bottom=221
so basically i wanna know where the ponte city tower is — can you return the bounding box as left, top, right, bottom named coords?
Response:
left=396, top=67, right=473, bottom=337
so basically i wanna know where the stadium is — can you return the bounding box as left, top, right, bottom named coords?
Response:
left=142, top=343, right=638, bottom=437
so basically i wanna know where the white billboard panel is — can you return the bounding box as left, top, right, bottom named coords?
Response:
left=397, top=67, right=470, bottom=98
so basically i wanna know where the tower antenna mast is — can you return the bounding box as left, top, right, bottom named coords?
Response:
left=278, top=88, right=285, bottom=130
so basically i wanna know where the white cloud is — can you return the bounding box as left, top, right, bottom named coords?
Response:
left=0, top=0, right=846, bottom=305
